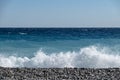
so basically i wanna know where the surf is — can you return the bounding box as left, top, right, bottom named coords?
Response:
left=0, top=45, right=120, bottom=68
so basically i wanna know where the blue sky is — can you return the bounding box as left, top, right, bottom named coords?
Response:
left=0, top=0, right=120, bottom=27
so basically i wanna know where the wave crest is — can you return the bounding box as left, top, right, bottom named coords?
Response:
left=0, top=46, right=120, bottom=68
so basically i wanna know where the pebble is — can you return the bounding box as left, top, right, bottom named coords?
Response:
left=0, top=67, right=119, bottom=80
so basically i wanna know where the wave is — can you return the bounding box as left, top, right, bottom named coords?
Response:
left=0, top=45, right=120, bottom=68
left=19, top=32, right=27, bottom=35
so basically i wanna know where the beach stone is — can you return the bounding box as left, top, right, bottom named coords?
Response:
left=0, top=67, right=120, bottom=80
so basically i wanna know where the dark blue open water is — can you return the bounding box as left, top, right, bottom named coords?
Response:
left=0, top=28, right=120, bottom=68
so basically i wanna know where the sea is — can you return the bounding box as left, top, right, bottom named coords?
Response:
left=0, top=28, right=120, bottom=68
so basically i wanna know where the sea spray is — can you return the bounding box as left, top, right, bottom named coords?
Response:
left=0, top=46, right=120, bottom=68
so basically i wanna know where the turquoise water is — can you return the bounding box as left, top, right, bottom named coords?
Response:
left=0, top=28, right=120, bottom=68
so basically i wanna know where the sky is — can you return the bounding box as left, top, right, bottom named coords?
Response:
left=0, top=0, right=120, bottom=27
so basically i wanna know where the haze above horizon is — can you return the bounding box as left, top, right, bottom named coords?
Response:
left=0, top=0, right=120, bottom=28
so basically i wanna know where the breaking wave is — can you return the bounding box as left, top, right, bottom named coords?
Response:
left=0, top=46, right=120, bottom=68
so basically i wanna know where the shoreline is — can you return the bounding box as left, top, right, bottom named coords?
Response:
left=0, top=67, right=119, bottom=80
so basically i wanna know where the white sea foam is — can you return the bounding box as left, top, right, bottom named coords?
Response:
left=0, top=46, right=120, bottom=68
left=19, top=32, right=27, bottom=35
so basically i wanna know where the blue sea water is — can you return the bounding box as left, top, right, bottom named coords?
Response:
left=0, top=28, right=120, bottom=68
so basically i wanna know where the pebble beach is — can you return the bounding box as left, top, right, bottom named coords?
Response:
left=0, top=67, right=119, bottom=80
